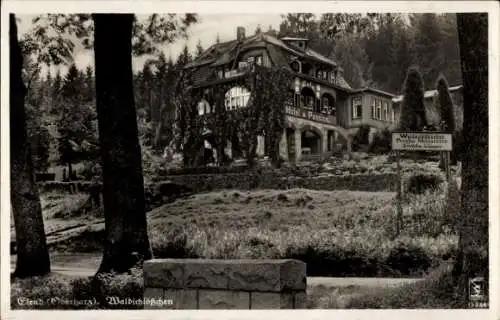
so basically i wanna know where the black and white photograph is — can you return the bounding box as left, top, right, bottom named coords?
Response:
left=1, top=1, right=498, bottom=318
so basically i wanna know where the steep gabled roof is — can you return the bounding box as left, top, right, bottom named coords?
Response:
left=184, top=32, right=350, bottom=90
left=185, top=33, right=338, bottom=70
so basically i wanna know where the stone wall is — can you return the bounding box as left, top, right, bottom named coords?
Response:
left=37, top=172, right=398, bottom=196
left=165, top=172, right=398, bottom=193
left=143, top=259, right=307, bottom=309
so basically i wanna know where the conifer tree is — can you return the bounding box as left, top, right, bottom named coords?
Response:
left=195, top=39, right=204, bottom=59
left=436, top=74, right=458, bottom=167
left=399, top=66, right=428, bottom=131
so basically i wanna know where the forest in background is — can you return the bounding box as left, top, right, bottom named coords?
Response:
left=22, top=13, right=462, bottom=174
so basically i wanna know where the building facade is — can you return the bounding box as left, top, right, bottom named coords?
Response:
left=184, top=26, right=461, bottom=162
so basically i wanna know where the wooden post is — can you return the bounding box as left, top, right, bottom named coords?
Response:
left=445, top=151, right=451, bottom=181
left=396, top=150, right=403, bottom=237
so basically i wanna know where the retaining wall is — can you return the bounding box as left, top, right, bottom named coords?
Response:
left=143, top=259, right=307, bottom=309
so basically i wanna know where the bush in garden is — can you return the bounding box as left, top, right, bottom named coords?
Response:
left=405, top=173, right=444, bottom=194
left=369, top=127, right=392, bottom=154
left=352, top=125, right=371, bottom=151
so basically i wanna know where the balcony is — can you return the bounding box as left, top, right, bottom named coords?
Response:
left=285, top=104, right=336, bottom=125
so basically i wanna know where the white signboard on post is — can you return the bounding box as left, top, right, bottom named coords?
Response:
left=392, top=132, right=453, bottom=151
left=391, top=131, right=453, bottom=237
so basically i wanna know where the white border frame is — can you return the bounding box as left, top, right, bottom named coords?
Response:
left=1, top=1, right=499, bottom=320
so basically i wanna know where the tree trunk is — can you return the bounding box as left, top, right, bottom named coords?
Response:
left=68, top=162, right=73, bottom=181
left=93, top=14, right=152, bottom=274
left=10, top=14, right=51, bottom=278
left=454, top=13, right=489, bottom=307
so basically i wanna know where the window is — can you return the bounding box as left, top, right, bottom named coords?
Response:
left=352, top=97, right=362, bottom=119
left=376, top=100, right=382, bottom=120
left=391, top=108, right=395, bottom=122
left=371, top=98, right=376, bottom=119
left=255, top=55, right=263, bottom=66
left=225, top=86, right=251, bottom=111
left=198, top=101, right=206, bottom=115
left=383, top=101, right=388, bottom=121
left=323, top=97, right=329, bottom=108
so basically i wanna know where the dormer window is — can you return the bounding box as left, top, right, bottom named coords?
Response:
left=290, top=60, right=301, bottom=72
left=281, top=37, right=309, bottom=51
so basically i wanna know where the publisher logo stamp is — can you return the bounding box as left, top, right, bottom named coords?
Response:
left=468, top=277, right=488, bottom=308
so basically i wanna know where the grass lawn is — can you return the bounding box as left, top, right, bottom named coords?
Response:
left=50, top=183, right=458, bottom=277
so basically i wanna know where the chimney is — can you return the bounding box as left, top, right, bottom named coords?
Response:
left=237, top=26, right=246, bottom=41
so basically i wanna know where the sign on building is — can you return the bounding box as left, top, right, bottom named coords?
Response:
left=392, top=132, right=453, bottom=151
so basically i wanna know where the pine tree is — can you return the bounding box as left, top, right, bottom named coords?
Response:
left=412, top=13, right=445, bottom=88
left=399, top=66, right=428, bottom=131
left=140, top=63, right=154, bottom=122
left=195, top=39, right=204, bottom=59
left=255, top=24, right=262, bottom=35
left=84, top=65, right=94, bottom=102
left=436, top=74, right=456, bottom=133
left=176, top=44, right=192, bottom=68
left=57, top=63, right=94, bottom=180
left=436, top=74, right=458, bottom=165
left=51, top=69, right=62, bottom=115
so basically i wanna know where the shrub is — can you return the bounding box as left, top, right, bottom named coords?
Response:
left=352, top=125, right=371, bottom=151
left=11, top=269, right=144, bottom=310
left=369, top=128, right=392, bottom=154
left=385, top=242, right=433, bottom=276
left=344, top=263, right=461, bottom=308
left=405, top=173, right=444, bottom=194
left=80, top=160, right=102, bottom=182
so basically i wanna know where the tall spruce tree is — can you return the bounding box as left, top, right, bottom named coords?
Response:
left=195, top=39, right=204, bottom=59
left=412, top=13, right=445, bottom=88
left=399, top=66, right=428, bottom=131
left=176, top=44, right=192, bottom=68
left=436, top=74, right=456, bottom=133
left=436, top=74, right=458, bottom=166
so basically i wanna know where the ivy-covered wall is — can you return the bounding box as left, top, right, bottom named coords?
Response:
left=173, top=66, right=292, bottom=167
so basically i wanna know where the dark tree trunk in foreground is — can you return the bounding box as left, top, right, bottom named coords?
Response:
left=454, top=13, right=489, bottom=307
left=10, top=14, right=51, bottom=278
left=93, top=14, right=152, bottom=273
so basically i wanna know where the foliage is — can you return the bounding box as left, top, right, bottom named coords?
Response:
left=399, top=66, right=428, bottom=131
left=405, top=173, right=444, bottom=194
left=277, top=13, right=462, bottom=93
left=411, top=14, right=446, bottom=87
left=436, top=74, right=456, bottom=132
left=351, top=124, right=371, bottom=150
left=175, top=66, right=291, bottom=168
left=56, top=64, right=98, bottom=170
left=11, top=270, right=143, bottom=310
left=344, top=264, right=461, bottom=308
left=140, top=185, right=460, bottom=277
left=20, top=14, right=199, bottom=65
left=369, top=127, right=392, bottom=154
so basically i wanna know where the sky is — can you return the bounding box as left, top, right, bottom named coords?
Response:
left=17, top=14, right=283, bottom=75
